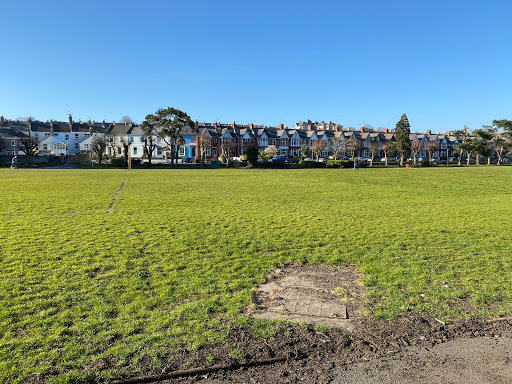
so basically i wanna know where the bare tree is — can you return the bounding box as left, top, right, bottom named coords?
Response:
left=20, top=137, right=38, bottom=164
left=311, top=139, right=327, bottom=161
left=221, top=141, right=237, bottom=167
left=410, top=140, right=422, bottom=165
left=197, top=131, right=211, bottom=167
left=328, top=136, right=345, bottom=160
left=92, top=134, right=108, bottom=164
left=368, top=141, right=380, bottom=166
left=345, top=138, right=361, bottom=161
left=426, top=141, right=439, bottom=165
left=120, top=116, right=133, bottom=124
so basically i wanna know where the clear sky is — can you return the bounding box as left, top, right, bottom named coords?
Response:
left=1, top=0, right=511, bottom=132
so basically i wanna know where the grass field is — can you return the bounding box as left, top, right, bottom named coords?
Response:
left=1, top=167, right=512, bottom=382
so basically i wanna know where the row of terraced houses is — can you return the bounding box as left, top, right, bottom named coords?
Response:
left=1, top=115, right=465, bottom=161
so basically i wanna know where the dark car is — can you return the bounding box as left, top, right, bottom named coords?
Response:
left=269, top=156, right=286, bottom=163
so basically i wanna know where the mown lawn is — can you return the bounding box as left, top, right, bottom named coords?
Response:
left=1, top=167, right=511, bottom=382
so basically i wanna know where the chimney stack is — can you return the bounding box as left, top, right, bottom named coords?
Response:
left=50, top=120, right=54, bottom=135
left=102, top=120, right=105, bottom=128
left=360, top=127, right=365, bottom=132
left=279, top=123, right=284, bottom=129
left=68, top=114, right=73, bottom=129
left=383, top=128, right=389, bottom=134
left=28, top=117, right=32, bottom=135
left=0, top=116, right=4, bottom=124
left=232, top=121, right=236, bottom=129
left=445, top=131, right=450, bottom=136
left=249, top=122, right=253, bottom=129
left=426, top=130, right=431, bottom=135
left=308, top=123, right=313, bottom=130
left=88, top=117, right=92, bottom=127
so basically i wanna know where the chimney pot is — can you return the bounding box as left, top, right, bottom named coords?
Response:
left=426, top=130, right=431, bottom=135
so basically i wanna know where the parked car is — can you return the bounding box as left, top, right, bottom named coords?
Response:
left=285, top=158, right=299, bottom=163
left=268, top=156, right=286, bottom=163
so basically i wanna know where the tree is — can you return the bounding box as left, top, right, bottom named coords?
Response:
left=245, top=143, right=259, bottom=167
left=410, top=140, right=422, bottom=165
left=492, top=134, right=510, bottom=165
left=92, top=134, right=108, bottom=165
left=452, top=127, right=470, bottom=166
left=20, top=137, right=38, bottom=164
left=426, top=141, right=439, bottom=166
left=368, top=141, right=380, bottom=166
left=106, top=134, right=118, bottom=158
left=328, top=136, right=345, bottom=160
left=473, top=127, right=494, bottom=165
left=122, top=136, right=132, bottom=166
left=120, top=116, right=133, bottom=124
left=140, top=114, right=160, bottom=164
left=264, top=145, right=278, bottom=158
left=345, top=138, right=361, bottom=161
left=492, top=119, right=512, bottom=138
left=395, top=114, right=411, bottom=166
left=311, top=139, right=327, bottom=161
left=221, top=141, right=237, bottom=167
left=300, top=144, right=310, bottom=160
left=381, top=141, right=396, bottom=166
left=154, top=107, right=194, bottom=167
left=197, top=131, right=211, bottom=167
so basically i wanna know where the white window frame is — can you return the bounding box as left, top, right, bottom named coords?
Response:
left=179, top=146, right=186, bottom=157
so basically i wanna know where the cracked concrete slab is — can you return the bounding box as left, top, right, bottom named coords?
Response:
left=252, top=265, right=362, bottom=330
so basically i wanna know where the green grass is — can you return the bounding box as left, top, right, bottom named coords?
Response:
left=1, top=167, right=512, bottom=382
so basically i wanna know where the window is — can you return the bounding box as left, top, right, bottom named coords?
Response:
left=133, top=147, right=138, bottom=155
left=280, top=139, right=287, bottom=146
left=179, top=146, right=185, bottom=156
left=75, top=143, right=79, bottom=149
left=191, top=136, right=196, bottom=143
left=118, top=147, right=122, bottom=155
left=291, top=138, right=300, bottom=147
left=43, top=144, right=48, bottom=150
left=65, top=134, right=69, bottom=139
left=45, top=133, right=50, bottom=136
left=441, top=142, right=447, bottom=149
left=259, top=138, right=268, bottom=146
left=75, top=134, right=79, bottom=139
left=157, top=148, right=163, bottom=156
left=205, top=147, right=211, bottom=156
left=84, top=144, right=89, bottom=149
left=214, top=137, right=217, bottom=143
left=242, top=138, right=250, bottom=146
left=34, top=133, right=38, bottom=139
left=212, top=148, right=217, bottom=158
left=11, top=140, right=15, bottom=146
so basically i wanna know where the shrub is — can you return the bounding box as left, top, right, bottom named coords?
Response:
left=110, top=158, right=125, bottom=167
left=420, top=159, right=430, bottom=167
left=131, top=159, right=141, bottom=166
left=326, top=160, right=342, bottom=168
left=300, top=160, right=325, bottom=168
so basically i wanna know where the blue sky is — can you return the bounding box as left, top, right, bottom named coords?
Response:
left=1, top=0, right=511, bottom=132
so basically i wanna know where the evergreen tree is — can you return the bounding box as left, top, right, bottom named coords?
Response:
left=395, top=114, right=411, bottom=166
